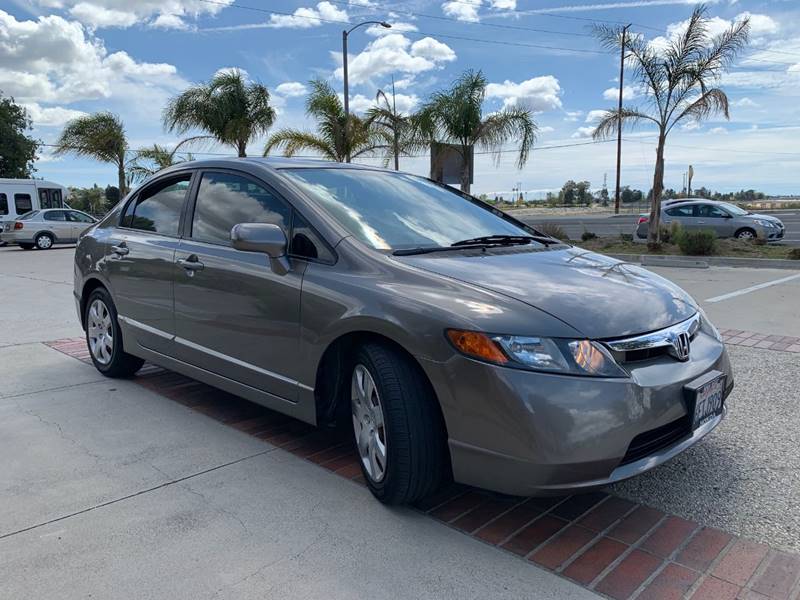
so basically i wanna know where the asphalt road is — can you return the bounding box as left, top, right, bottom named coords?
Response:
left=518, top=209, right=800, bottom=246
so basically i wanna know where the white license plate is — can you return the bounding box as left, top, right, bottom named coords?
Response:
left=691, top=375, right=725, bottom=429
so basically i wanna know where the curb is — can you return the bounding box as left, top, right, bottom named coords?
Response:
left=606, top=253, right=800, bottom=270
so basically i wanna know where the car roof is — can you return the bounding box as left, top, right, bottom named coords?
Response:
left=154, top=157, right=393, bottom=180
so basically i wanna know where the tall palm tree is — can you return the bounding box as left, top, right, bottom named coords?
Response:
left=163, top=69, right=276, bottom=158
left=264, top=80, right=379, bottom=162
left=592, top=6, right=749, bottom=245
left=54, top=112, right=128, bottom=196
left=414, top=70, right=536, bottom=194
left=127, top=142, right=195, bottom=183
left=365, top=82, right=417, bottom=170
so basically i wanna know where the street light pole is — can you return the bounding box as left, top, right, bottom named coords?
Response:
left=343, top=20, right=391, bottom=163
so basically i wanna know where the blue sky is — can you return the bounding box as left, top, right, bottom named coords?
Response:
left=2, top=0, right=799, bottom=196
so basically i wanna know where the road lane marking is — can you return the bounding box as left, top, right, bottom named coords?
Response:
left=705, top=273, right=800, bottom=303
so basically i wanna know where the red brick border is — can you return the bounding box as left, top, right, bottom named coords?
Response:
left=720, top=329, right=800, bottom=353
left=46, top=337, right=800, bottom=600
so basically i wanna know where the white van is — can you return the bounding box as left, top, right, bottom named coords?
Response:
left=0, top=179, right=70, bottom=228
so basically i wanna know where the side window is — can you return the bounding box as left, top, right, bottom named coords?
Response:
left=666, top=205, right=694, bottom=217
left=68, top=211, right=95, bottom=223
left=121, top=176, right=191, bottom=235
left=44, top=210, right=67, bottom=221
left=697, top=204, right=727, bottom=218
left=290, top=212, right=333, bottom=262
left=0, top=193, right=7, bottom=216
left=14, top=194, right=33, bottom=215
left=191, top=172, right=291, bottom=245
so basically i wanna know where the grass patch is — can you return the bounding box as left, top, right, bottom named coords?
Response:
left=575, top=236, right=798, bottom=259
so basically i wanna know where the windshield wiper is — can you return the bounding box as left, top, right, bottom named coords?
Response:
left=450, top=234, right=557, bottom=247
left=393, top=244, right=488, bottom=256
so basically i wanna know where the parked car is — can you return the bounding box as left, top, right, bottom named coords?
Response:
left=1, top=208, right=98, bottom=249
left=74, top=158, right=732, bottom=504
left=636, top=199, right=785, bottom=241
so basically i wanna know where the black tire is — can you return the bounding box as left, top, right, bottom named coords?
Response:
left=19, top=243, right=34, bottom=250
left=735, top=228, right=757, bottom=240
left=84, top=287, right=144, bottom=378
left=351, top=343, right=447, bottom=505
left=34, top=232, right=54, bottom=250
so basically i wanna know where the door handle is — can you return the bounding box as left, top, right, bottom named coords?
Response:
left=111, top=243, right=129, bottom=256
left=177, top=255, right=204, bottom=272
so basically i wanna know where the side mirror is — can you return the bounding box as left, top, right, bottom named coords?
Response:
left=231, top=223, right=290, bottom=275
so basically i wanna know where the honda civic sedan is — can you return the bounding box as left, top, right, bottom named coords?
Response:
left=74, top=158, right=732, bottom=504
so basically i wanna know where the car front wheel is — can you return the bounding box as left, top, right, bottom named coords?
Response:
left=350, top=343, right=447, bottom=504
left=735, top=228, right=757, bottom=240
left=85, top=287, right=144, bottom=377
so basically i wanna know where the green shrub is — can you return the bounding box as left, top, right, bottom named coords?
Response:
left=752, top=237, right=767, bottom=246
left=539, top=222, right=568, bottom=240
left=677, top=229, right=717, bottom=256
left=581, top=230, right=597, bottom=241
left=789, top=248, right=800, bottom=260
left=619, top=233, right=634, bottom=242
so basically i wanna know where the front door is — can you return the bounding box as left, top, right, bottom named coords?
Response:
left=694, top=204, right=735, bottom=237
left=42, top=210, right=73, bottom=241
left=173, top=170, right=305, bottom=403
left=104, top=174, right=192, bottom=355
left=67, top=210, right=96, bottom=239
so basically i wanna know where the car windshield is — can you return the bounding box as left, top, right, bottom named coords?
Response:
left=281, top=168, right=537, bottom=251
left=718, top=203, right=749, bottom=216
left=19, top=210, right=40, bottom=220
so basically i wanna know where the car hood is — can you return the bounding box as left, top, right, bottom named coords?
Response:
left=399, top=246, right=698, bottom=339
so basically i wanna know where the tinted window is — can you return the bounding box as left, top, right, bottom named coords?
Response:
left=290, top=211, right=333, bottom=262
left=14, top=194, right=33, bottom=215
left=0, top=193, right=7, bottom=215
left=68, top=211, right=95, bottom=223
left=666, top=205, right=695, bottom=217
left=44, top=210, right=67, bottom=221
left=282, top=169, right=537, bottom=251
left=191, top=172, right=291, bottom=245
left=696, top=204, right=728, bottom=218
left=121, top=176, right=190, bottom=235
left=19, top=210, right=40, bottom=220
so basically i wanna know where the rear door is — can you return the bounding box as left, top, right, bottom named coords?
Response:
left=42, top=210, right=72, bottom=241
left=104, top=173, right=193, bottom=355
left=664, top=204, right=696, bottom=231
left=172, top=169, right=306, bottom=402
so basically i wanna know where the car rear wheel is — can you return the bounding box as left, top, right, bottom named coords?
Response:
left=85, top=288, right=144, bottom=378
left=735, top=228, right=757, bottom=240
left=350, top=343, right=447, bottom=504
left=34, top=233, right=54, bottom=250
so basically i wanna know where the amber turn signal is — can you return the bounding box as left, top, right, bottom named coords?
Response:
left=446, top=329, right=508, bottom=364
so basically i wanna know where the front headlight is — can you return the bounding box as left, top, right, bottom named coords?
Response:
left=753, top=219, right=775, bottom=228
left=697, top=308, right=722, bottom=342
left=446, top=330, right=628, bottom=378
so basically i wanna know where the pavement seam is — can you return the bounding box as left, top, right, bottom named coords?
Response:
left=0, top=378, right=109, bottom=401
left=0, top=448, right=277, bottom=542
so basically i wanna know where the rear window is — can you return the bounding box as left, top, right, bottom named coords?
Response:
left=19, top=210, right=40, bottom=220
left=666, top=205, right=695, bottom=217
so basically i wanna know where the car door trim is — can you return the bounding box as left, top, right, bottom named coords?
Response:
left=118, top=314, right=313, bottom=393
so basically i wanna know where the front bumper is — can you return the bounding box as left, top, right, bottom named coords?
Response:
left=421, top=330, right=732, bottom=496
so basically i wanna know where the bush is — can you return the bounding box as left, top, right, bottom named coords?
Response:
left=539, top=222, right=568, bottom=240
left=789, top=248, right=800, bottom=260
left=677, top=229, right=717, bottom=256
left=581, top=230, right=597, bottom=241
left=619, top=233, right=634, bottom=242
left=752, top=237, right=767, bottom=246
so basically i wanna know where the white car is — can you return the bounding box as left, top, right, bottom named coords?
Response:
left=1, top=208, right=98, bottom=250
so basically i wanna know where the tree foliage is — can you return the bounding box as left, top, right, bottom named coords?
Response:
left=128, top=143, right=194, bottom=183
left=0, top=93, right=40, bottom=178
left=365, top=87, right=419, bottom=170
left=592, top=5, right=749, bottom=244
left=164, top=69, right=275, bottom=158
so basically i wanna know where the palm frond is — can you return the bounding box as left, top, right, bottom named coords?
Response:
left=263, top=129, right=338, bottom=161
left=668, top=88, right=730, bottom=132
left=591, top=108, right=659, bottom=140
left=54, top=112, right=127, bottom=164
left=474, top=108, right=537, bottom=168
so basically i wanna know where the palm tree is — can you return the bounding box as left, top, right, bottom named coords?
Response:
left=414, top=70, right=536, bottom=194
left=163, top=69, right=276, bottom=158
left=365, top=82, right=418, bottom=170
left=264, top=80, right=379, bottom=162
left=592, top=6, right=749, bottom=245
left=54, top=112, right=128, bottom=196
left=127, top=142, right=195, bottom=183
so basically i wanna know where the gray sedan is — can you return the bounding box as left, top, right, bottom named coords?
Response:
left=73, top=158, right=732, bottom=504
left=636, top=199, right=785, bottom=241
left=1, top=208, right=98, bottom=249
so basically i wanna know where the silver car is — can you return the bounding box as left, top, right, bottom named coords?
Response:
left=636, top=199, right=785, bottom=241
left=1, top=208, right=98, bottom=249
left=74, top=159, right=732, bottom=504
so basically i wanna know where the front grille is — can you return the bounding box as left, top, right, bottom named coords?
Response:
left=620, top=416, right=691, bottom=465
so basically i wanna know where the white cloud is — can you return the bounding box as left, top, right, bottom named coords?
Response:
left=333, top=34, right=456, bottom=85
left=35, top=0, right=233, bottom=30
left=339, top=91, right=418, bottom=115
left=275, top=81, right=308, bottom=97
left=22, top=102, right=87, bottom=126
left=485, top=75, right=562, bottom=112
left=538, top=125, right=555, bottom=133
left=571, top=126, right=596, bottom=139
left=366, top=21, right=417, bottom=36
left=266, top=2, right=348, bottom=29
left=585, top=109, right=607, bottom=123
left=603, top=85, right=637, bottom=101
left=564, top=110, right=583, bottom=122
left=708, top=126, right=728, bottom=134
left=732, top=97, right=759, bottom=107
left=442, top=0, right=482, bottom=23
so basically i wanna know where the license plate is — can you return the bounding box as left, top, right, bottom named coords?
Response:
left=684, top=371, right=726, bottom=430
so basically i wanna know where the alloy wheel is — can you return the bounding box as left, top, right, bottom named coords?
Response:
left=737, top=230, right=755, bottom=240
left=351, top=364, right=388, bottom=482
left=87, top=299, right=114, bottom=365
left=37, top=235, right=53, bottom=249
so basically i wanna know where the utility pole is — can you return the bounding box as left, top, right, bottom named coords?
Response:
left=614, top=24, right=631, bottom=215
left=391, top=75, right=399, bottom=171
